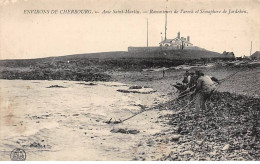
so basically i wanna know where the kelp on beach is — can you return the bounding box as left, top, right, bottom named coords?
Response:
left=156, top=91, right=260, bottom=160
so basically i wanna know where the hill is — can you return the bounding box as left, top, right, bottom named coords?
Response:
left=130, top=49, right=232, bottom=59
left=127, top=47, right=234, bottom=59
left=0, top=49, right=235, bottom=81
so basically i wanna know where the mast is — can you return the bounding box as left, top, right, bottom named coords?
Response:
left=250, top=41, right=252, bottom=56
left=165, top=7, right=167, bottom=40
left=147, top=18, right=149, bottom=47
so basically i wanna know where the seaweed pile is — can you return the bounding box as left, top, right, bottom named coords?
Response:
left=159, top=91, right=259, bottom=160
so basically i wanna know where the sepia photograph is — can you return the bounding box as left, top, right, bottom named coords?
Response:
left=0, top=0, right=259, bottom=161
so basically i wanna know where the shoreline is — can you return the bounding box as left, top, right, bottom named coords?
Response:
left=0, top=63, right=259, bottom=160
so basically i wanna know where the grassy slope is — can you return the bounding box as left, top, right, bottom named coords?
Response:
left=128, top=49, right=232, bottom=59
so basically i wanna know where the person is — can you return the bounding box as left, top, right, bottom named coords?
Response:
left=188, top=72, right=196, bottom=89
left=162, top=69, right=165, bottom=77
left=182, top=71, right=189, bottom=84
left=184, top=70, right=190, bottom=77
left=173, top=82, right=187, bottom=92
left=191, top=71, right=217, bottom=115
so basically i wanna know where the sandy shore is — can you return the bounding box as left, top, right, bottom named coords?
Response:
left=0, top=80, right=170, bottom=160
left=0, top=64, right=259, bottom=161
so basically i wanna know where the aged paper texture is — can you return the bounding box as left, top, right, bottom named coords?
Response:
left=0, top=0, right=259, bottom=161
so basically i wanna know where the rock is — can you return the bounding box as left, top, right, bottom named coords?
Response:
left=29, top=142, right=43, bottom=148
left=222, top=144, right=230, bottom=151
left=85, top=83, right=97, bottom=86
left=195, top=140, right=203, bottom=146
left=110, top=128, right=140, bottom=134
left=199, top=157, right=211, bottom=161
left=171, top=135, right=181, bottom=142
left=177, top=127, right=183, bottom=134
left=168, top=154, right=178, bottom=160
left=132, top=157, right=138, bottom=161
left=236, top=157, right=245, bottom=160
left=129, top=85, right=142, bottom=89
left=137, top=142, right=143, bottom=147
left=209, top=150, right=217, bottom=156
left=117, top=89, right=155, bottom=94
left=172, top=126, right=179, bottom=131
left=181, top=150, right=194, bottom=156
left=46, top=85, right=66, bottom=88
left=116, top=89, right=131, bottom=93
left=159, top=152, right=178, bottom=161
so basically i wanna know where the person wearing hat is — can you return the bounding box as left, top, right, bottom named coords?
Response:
left=191, top=70, right=217, bottom=115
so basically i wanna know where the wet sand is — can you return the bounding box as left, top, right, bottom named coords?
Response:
left=0, top=80, right=169, bottom=160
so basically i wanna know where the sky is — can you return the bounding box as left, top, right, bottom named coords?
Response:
left=0, top=0, right=259, bottom=59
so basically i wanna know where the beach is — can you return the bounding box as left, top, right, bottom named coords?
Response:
left=0, top=63, right=259, bottom=160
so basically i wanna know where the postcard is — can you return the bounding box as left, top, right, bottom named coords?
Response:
left=0, top=0, right=259, bottom=161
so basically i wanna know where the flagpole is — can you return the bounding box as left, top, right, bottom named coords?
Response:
left=250, top=41, right=252, bottom=56
left=165, top=6, right=167, bottom=40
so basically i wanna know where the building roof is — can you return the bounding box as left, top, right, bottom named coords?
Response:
left=172, top=37, right=193, bottom=44
left=159, top=37, right=193, bottom=45
left=159, top=39, right=174, bottom=44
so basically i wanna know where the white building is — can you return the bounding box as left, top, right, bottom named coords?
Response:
left=159, top=32, right=193, bottom=49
